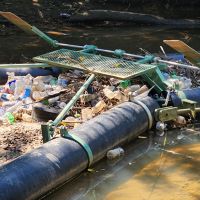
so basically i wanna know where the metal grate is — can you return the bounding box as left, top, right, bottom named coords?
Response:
left=33, top=49, right=156, bottom=79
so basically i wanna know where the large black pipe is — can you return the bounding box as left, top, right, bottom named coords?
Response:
left=0, top=97, right=159, bottom=200
left=171, top=88, right=200, bottom=106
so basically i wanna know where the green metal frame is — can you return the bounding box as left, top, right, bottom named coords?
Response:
left=136, top=55, right=168, bottom=92
left=41, top=74, right=95, bottom=141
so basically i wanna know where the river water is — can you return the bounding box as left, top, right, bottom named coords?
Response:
left=43, top=128, right=200, bottom=200
left=1, top=26, right=200, bottom=64
left=1, top=26, right=200, bottom=200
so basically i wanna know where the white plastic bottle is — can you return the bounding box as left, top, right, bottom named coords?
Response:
left=107, top=147, right=125, bottom=160
left=14, top=77, right=25, bottom=99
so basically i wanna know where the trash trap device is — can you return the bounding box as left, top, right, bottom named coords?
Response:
left=33, top=49, right=160, bottom=142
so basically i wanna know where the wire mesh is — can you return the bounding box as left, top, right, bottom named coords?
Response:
left=33, top=49, right=156, bottom=79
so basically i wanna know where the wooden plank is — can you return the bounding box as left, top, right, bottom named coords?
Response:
left=0, top=12, right=33, bottom=34
left=163, top=40, right=200, bottom=65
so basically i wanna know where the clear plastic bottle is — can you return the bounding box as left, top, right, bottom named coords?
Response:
left=14, top=77, right=25, bottom=99
left=6, top=72, right=15, bottom=83
left=32, top=91, right=48, bottom=101
left=80, top=94, right=97, bottom=103
left=124, top=84, right=141, bottom=95
left=34, top=75, right=54, bottom=83
left=179, top=77, right=192, bottom=89
left=81, top=108, right=93, bottom=121
left=103, top=86, right=116, bottom=99
left=107, top=147, right=125, bottom=160
left=48, top=96, right=60, bottom=104
left=92, top=100, right=106, bottom=114
left=0, top=93, right=15, bottom=101
left=6, top=101, right=23, bottom=113
left=130, top=85, right=148, bottom=97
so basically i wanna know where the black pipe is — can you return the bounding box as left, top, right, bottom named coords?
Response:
left=171, top=88, right=200, bottom=106
left=0, top=97, right=159, bottom=200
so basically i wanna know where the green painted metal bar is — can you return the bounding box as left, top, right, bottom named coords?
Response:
left=135, top=56, right=167, bottom=92
left=32, top=26, right=58, bottom=47
left=52, top=74, right=95, bottom=127
left=0, top=63, right=50, bottom=68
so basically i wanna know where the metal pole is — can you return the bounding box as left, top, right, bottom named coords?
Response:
left=157, top=59, right=200, bottom=70
left=0, top=63, right=50, bottom=68
left=56, top=42, right=143, bottom=58
left=56, top=42, right=200, bottom=70
left=52, top=74, right=95, bottom=127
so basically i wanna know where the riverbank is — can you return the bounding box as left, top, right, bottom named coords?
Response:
left=1, top=0, right=200, bottom=29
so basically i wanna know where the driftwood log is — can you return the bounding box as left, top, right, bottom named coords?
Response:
left=69, top=10, right=200, bottom=28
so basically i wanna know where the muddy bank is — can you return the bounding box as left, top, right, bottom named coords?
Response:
left=0, top=122, right=42, bottom=165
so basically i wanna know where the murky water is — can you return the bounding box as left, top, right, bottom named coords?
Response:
left=1, top=25, right=200, bottom=200
left=1, top=26, right=200, bottom=64
left=43, top=128, right=200, bottom=200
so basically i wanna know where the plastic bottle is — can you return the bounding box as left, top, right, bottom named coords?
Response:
left=48, top=96, right=60, bottom=104
left=124, top=84, right=140, bottom=95
left=5, top=112, right=15, bottom=124
left=92, top=100, right=106, bottom=114
left=58, top=74, right=68, bottom=87
left=80, top=94, right=97, bottom=103
left=0, top=93, right=15, bottom=101
left=6, top=101, right=23, bottom=113
left=179, top=77, right=192, bottom=89
left=119, top=80, right=131, bottom=89
left=34, top=75, right=54, bottom=83
left=14, top=77, right=25, bottom=99
left=1, top=101, right=16, bottom=107
left=32, top=91, right=48, bottom=101
left=6, top=72, right=15, bottom=82
left=175, top=115, right=186, bottom=125
left=107, top=147, right=125, bottom=160
left=81, top=108, right=93, bottom=121
left=103, top=86, right=116, bottom=99
left=24, top=74, right=33, bottom=85
left=59, top=102, right=67, bottom=109
left=23, top=86, right=32, bottom=99
left=156, top=121, right=166, bottom=136
left=130, top=85, right=149, bottom=97
left=32, top=80, right=45, bottom=92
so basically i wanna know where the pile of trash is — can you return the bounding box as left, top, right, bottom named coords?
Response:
left=0, top=66, right=194, bottom=128
left=0, top=70, right=151, bottom=128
